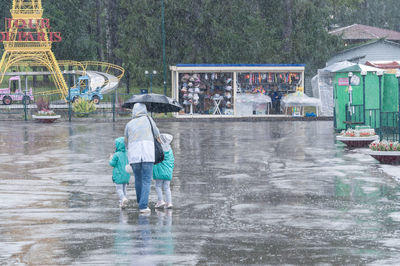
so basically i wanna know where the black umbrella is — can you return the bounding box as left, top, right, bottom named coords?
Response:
left=122, top=93, right=183, bottom=113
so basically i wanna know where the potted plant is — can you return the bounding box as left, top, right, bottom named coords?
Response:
left=32, top=97, right=61, bottom=123
left=72, top=98, right=96, bottom=117
left=368, top=140, right=400, bottom=164
left=336, top=126, right=379, bottom=148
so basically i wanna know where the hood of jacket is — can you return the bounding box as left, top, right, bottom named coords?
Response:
left=115, top=137, right=126, bottom=152
left=160, top=133, right=173, bottom=152
left=132, top=103, right=148, bottom=118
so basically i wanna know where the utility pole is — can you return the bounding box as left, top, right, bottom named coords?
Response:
left=161, top=0, right=167, bottom=96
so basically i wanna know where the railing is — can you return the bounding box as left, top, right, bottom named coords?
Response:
left=0, top=89, right=141, bottom=122
left=365, top=108, right=380, bottom=129
left=344, top=104, right=400, bottom=140
left=380, top=112, right=399, bottom=141
left=4, top=41, right=52, bottom=51
left=344, top=104, right=364, bottom=129
left=11, top=10, right=43, bottom=18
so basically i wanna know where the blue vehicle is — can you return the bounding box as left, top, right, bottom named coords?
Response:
left=67, top=76, right=103, bottom=104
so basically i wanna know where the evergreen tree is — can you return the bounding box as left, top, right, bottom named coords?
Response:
left=1, top=0, right=399, bottom=87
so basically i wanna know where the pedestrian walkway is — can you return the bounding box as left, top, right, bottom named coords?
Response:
left=0, top=121, right=399, bottom=265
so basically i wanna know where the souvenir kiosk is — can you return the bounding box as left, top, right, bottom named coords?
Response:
left=170, top=64, right=305, bottom=117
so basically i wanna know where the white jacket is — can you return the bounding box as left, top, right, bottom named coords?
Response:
left=124, top=103, right=160, bottom=163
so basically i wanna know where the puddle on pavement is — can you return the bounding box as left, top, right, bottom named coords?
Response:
left=1, top=121, right=400, bottom=264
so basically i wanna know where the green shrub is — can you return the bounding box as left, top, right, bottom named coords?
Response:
left=72, top=98, right=96, bottom=117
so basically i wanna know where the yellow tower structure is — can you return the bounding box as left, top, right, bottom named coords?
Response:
left=0, top=0, right=69, bottom=98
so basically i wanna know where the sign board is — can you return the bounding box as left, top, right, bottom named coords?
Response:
left=351, top=75, right=360, bottom=86
left=338, top=76, right=360, bottom=86
left=338, top=78, right=349, bottom=86
left=0, top=18, right=62, bottom=42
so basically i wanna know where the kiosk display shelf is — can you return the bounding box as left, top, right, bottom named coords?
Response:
left=170, top=64, right=306, bottom=117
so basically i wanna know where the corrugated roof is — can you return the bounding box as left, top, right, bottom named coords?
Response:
left=321, top=61, right=356, bottom=72
left=365, top=61, right=400, bottom=69
left=333, top=64, right=383, bottom=73
left=329, top=24, right=400, bottom=41
left=332, top=39, right=400, bottom=56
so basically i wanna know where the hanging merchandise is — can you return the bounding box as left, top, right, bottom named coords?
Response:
left=178, top=72, right=233, bottom=115
left=252, top=87, right=265, bottom=94
left=181, top=74, right=190, bottom=82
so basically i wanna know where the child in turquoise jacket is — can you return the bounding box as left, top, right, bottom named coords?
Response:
left=153, top=134, right=175, bottom=209
left=109, top=137, right=131, bottom=209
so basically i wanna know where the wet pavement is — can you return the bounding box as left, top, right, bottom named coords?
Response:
left=1, top=120, right=400, bottom=265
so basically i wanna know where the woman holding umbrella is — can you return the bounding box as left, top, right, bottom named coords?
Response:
left=125, top=103, right=161, bottom=213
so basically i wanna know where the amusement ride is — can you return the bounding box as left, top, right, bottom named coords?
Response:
left=0, top=0, right=124, bottom=103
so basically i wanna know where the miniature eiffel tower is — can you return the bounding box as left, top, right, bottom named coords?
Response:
left=0, top=0, right=68, bottom=97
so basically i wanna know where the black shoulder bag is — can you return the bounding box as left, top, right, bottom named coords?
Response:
left=147, top=116, right=164, bottom=165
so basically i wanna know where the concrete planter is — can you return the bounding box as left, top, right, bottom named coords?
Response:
left=32, top=115, right=61, bottom=123
left=369, top=151, right=400, bottom=165
left=336, top=135, right=379, bottom=148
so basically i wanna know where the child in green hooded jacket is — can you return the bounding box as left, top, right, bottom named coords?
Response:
left=153, top=134, right=175, bottom=209
left=109, top=137, right=131, bottom=209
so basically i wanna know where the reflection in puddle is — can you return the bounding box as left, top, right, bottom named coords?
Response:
left=1, top=121, right=400, bottom=264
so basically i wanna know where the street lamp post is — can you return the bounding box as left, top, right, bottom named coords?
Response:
left=361, top=70, right=367, bottom=125
left=377, top=70, right=384, bottom=135
left=348, top=72, right=353, bottom=125
left=161, top=0, right=167, bottom=96
left=145, top=70, right=157, bottom=94
left=396, top=70, right=400, bottom=140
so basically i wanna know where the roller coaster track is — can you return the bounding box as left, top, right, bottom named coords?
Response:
left=10, top=60, right=124, bottom=96
left=81, top=61, right=125, bottom=81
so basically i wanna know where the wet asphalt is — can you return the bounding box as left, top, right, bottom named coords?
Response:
left=1, top=120, right=400, bottom=265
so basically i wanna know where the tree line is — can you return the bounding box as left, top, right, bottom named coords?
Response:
left=0, top=0, right=399, bottom=88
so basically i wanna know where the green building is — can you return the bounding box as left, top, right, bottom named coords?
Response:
left=333, top=64, right=400, bottom=139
